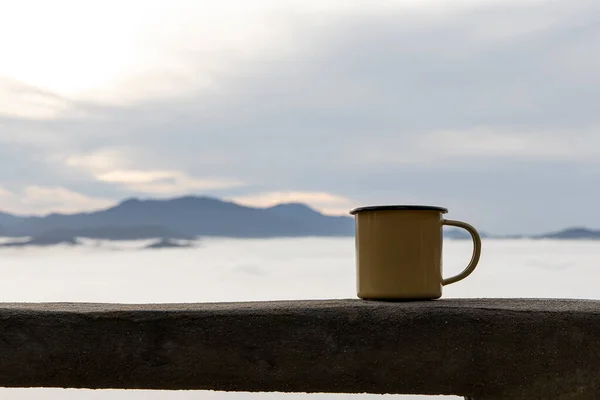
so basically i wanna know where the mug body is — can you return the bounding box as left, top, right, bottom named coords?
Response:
left=351, top=205, right=448, bottom=300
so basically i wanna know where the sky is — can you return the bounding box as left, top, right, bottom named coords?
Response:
left=0, top=0, right=599, bottom=234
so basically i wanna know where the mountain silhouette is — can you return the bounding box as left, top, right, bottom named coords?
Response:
left=144, top=238, right=195, bottom=249
left=1, top=196, right=599, bottom=242
left=0, top=235, right=80, bottom=247
left=0, top=212, right=23, bottom=228
left=0, top=196, right=354, bottom=239
left=533, top=227, right=600, bottom=240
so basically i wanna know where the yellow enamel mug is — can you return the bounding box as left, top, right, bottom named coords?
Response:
left=349, top=205, right=481, bottom=300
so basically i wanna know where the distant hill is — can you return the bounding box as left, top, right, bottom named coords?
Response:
left=0, top=212, right=24, bottom=228
left=0, top=196, right=354, bottom=240
left=144, top=238, right=195, bottom=249
left=444, top=227, right=600, bottom=240
left=0, top=235, right=80, bottom=247
left=1, top=196, right=599, bottom=242
left=443, top=227, right=491, bottom=240
left=533, top=227, right=600, bottom=240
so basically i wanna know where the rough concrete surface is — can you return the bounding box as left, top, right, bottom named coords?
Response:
left=0, top=299, right=599, bottom=400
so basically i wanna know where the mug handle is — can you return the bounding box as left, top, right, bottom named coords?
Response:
left=441, top=219, right=482, bottom=286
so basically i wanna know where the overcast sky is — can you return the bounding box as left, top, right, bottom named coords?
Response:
left=0, top=0, right=599, bottom=234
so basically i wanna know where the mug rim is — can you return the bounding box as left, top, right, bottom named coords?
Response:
left=349, top=205, right=448, bottom=215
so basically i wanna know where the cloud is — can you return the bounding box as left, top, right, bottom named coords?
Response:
left=426, top=128, right=600, bottom=162
left=63, top=148, right=129, bottom=171
left=0, top=185, right=114, bottom=215
left=0, top=78, right=69, bottom=119
left=63, top=148, right=243, bottom=195
left=0, top=186, right=12, bottom=199
left=231, top=191, right=357, bottom=215
left=0, top=0, right=599, bottom=233
left=346, top=127, right=600, bottom=167
left=96, top=170, right=243, bottom=194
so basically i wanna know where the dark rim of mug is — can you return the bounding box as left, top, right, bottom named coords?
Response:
left=349, top=205, right=448, bottom=215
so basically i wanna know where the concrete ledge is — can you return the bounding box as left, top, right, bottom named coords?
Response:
left=0, top=299, right=599, bottom=399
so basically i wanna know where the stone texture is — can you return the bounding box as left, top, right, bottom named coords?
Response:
left=0, top=299, right=599, bottom=399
